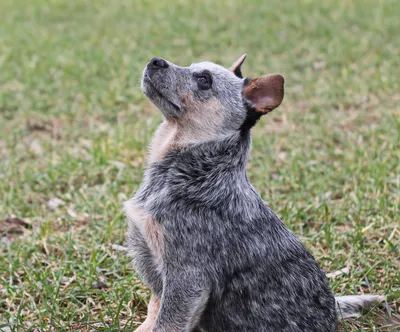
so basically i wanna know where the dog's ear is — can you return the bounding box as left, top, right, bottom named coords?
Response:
left=230, top=54, right=247, bottom=78
left=244, top=74, right=284, bottom=114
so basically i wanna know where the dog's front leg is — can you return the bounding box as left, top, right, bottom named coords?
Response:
left=135, top=294, right=161, bottom=332
left=151, top=270, right=209, bottom=332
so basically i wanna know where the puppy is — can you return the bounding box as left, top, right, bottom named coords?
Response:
left=124, top=54, right=384, bottom=331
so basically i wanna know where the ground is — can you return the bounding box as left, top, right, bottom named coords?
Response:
left=0, top=0, right=399, bottom=331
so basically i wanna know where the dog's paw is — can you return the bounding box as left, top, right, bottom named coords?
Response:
left=135, top=320, right=153, bottom=332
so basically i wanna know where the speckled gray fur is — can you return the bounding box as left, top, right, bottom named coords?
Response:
left=125, top=57, right=383, bottom=331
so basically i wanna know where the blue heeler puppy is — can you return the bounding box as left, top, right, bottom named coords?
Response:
left=124, top=54, right=385, bottom=331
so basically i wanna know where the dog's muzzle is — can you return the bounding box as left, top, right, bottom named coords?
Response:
left=141, top=57, right=182, bottom=118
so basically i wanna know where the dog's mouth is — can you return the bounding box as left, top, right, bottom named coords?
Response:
left=142, top=74, right=181, bottom=114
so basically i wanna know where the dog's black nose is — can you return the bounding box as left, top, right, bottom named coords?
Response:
left=148, top=57, right=169, bottom=69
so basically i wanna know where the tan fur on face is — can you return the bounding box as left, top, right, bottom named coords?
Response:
left=148, top=94, right=225, bottom=163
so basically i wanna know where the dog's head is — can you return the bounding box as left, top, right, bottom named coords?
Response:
left=141, top=54, right=284, bottom=137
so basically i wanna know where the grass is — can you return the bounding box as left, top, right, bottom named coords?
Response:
left=0, top=0, right=399, bottom=330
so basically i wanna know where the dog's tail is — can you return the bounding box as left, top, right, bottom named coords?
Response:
left=335, top=295, right=386, bottom=318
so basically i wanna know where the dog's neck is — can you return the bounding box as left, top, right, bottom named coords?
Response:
left=147, top=121, right=179, bottom=164
left=147, top=118, right=241, bottom=165
left=136, top=129, right=253, bottom=210
left=146, top=127, right=252, bottom=176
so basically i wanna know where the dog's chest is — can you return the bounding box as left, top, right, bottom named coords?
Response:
left=124, top=198, right=164, bottom=263
left=148, top=122, right=178, bottom=163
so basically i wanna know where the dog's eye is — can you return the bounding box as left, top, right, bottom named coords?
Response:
left=194, top=72, right=212, bottom=90
left=198, top=76, right=208, bottom=85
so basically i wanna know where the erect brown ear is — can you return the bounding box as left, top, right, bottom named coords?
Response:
left=244, top=74, right=284, bottom=114
left=230, top=54, right=247, bottom=78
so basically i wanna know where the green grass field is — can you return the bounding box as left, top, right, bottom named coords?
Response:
left=0, top=0, right=399, bottom=330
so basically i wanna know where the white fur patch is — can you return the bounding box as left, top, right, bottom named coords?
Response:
left=336, top=295, right=386, bottom=319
